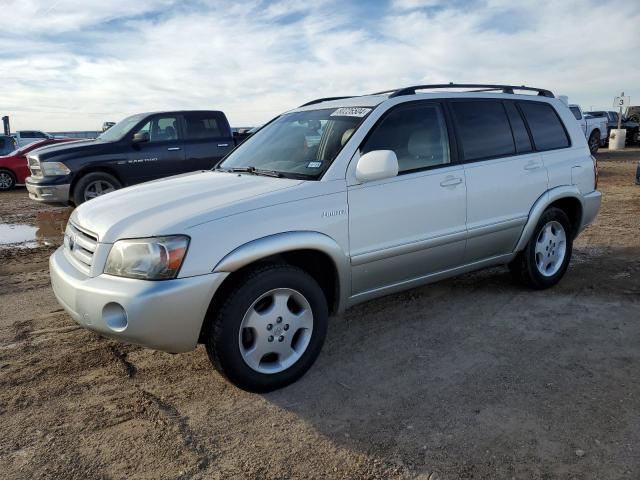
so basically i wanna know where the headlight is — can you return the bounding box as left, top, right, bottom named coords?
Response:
left=104, top=235, right=189, bottom=280
left=41, top=161, right=70, bottom=176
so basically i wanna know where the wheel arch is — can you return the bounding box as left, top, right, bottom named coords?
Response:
left=514, top=186, right=585, bottom=252
left=0, top=167, right=17, bottom=178
left=198, top=232, right=350, bottom=343
left=213, top=232, right=350, bottom=314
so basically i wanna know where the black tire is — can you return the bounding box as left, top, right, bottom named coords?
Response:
left=588, top=130, right=600, bottom=154
left=0, top=169, right=16, bottom=191
left=509, top=207, right=573, bottom=289
left=205, top=264, right=329, bottom=392
left=72, top=172, right=122, bottom=205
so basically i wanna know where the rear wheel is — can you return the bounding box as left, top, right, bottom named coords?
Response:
left=588, top=130, right=600, bottom=154
left=0, top=169, right=16, bottom=191
left=509, top=207, right=573, bottom=289
left=205, top=264, right=328, bottom=392
left=72, top=172, right=122, bottom=205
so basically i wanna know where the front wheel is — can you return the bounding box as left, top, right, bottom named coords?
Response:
left=509, top=207, right=573, bottom=289
left=205, top=264, right=329, bottom=392
left=72, top=172, right=122, bottom=205
left=0, top=169, right=16, bottom=191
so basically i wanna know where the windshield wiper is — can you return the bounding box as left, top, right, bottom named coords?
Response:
left=216, top=166, right=283, bottom=178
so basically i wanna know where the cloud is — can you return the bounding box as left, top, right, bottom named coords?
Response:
left=1, top=0, right=639, bottom=131
left=391, top=0, right=442, bottom=10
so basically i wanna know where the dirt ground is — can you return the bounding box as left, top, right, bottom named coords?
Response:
left=1, top=150, right=639, bottom=480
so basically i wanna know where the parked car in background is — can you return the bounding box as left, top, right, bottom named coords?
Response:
left=49, top=84, right=601, bottom=392
left=0, top=138, right=80, bottom=191
left=568, top=104, right=607, bottom=153
left=26, top=110, right=240, bottom=205
left=231, top=127, right=256, bottom=144
left=626, top=106, right=640, bottom=127
left=13, top=130, right=54, bottom=147
left=0, top=135, right=17, bottom=156
left=585, top=110, right=640, bottom=145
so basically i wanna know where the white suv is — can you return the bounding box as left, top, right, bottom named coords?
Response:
left=50, top=84, right=601, bottom=392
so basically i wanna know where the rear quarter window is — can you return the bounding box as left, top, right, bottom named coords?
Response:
left=518, top=102, right=570, bottom=151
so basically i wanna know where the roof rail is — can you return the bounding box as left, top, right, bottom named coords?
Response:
left=370, top=89, right=400, bottom=95
left=386, top=83, right=554, bottom=98
left=299, top=96, right=356, bottom=107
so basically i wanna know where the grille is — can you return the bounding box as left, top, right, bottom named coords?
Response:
left=27, top=156, right=42, bottom=177
left=64, top=221, right=98, bottom=273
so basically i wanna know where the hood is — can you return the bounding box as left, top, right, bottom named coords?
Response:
left=30, top=139, right=103, bottom=160
left=72, top=170, right=304, bottom=242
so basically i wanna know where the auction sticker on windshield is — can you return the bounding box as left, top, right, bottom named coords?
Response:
left=331, top=107, right=371, bottom=117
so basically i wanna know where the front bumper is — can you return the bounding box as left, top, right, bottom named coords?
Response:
left=26, top=177, right=71, bottom=203
left=50, top=247, right=227, bottom=353
left=578, top=190, right=602, bottom=233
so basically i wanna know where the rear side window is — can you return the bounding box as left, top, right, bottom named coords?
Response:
left=184, top=112, right=225, bottom=139
left=504, top=102, right=533, bottom=153
left=450, top=101, right=515, bottom=161
left=518, top=102, right=570, bottom=151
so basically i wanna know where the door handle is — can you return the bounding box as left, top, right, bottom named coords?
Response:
left=167, top=147, right=181, bottom=151
left=524, top=161, right=541, bottom=171
left=440, top=176, right=463, bottom=187
left=217, top=143, right=229, bottom=147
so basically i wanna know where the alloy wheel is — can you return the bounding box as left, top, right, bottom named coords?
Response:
left=0, top=172, right=14, bottom=190
left=534, top=220, right=567, bottom=277
left=238, top=288, right=314, bottom=374
left=83, top=180, right=115, bottom=201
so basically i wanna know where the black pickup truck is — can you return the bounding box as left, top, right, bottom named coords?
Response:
left=26, top=110, right=241, bottom=205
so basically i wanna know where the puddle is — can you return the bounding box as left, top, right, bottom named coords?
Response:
left=0, top=209, right=72, bottom=249
left=0, top=224, right=39, bottom=246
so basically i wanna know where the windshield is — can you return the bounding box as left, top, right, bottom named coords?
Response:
left=98, top=114, right=146, bottom=142
left=219, top=107, right=372, bottom=179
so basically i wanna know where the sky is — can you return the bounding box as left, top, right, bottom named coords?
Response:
left=1, top=0, right=639, bottom=131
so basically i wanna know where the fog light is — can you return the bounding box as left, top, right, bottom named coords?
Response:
left=103, top=302, right=128, bottom=332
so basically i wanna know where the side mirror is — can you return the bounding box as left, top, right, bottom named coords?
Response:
left=356, top=150, right=399, bottom=182
left=132, top=131, right=149, bottom=143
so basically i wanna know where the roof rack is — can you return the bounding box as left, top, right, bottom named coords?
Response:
left=386, top=83, right=554, bottom=98
left=299, top=96, right=356, bottom=107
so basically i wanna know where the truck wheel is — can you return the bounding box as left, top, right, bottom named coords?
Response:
left=72, top=172, right=122, bottom=205
left=588, top=130, right=600, bottom=154
left=509, top=207, right=573, bottom=289
left=0, top=169, right=16, bottom=191
left=205, top=264, right=329, bottom=392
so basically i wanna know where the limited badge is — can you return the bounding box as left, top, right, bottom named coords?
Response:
left=330, top=107, right=371, bottom=117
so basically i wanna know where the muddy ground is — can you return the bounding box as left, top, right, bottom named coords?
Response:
left=0, top=150, right=639, bottom=480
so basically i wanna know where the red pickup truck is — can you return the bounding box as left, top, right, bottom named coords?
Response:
left=0, top=138, right=79, bottom=191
